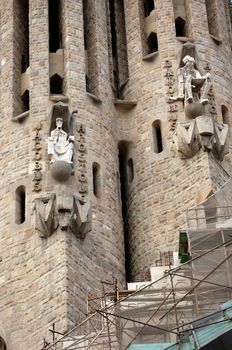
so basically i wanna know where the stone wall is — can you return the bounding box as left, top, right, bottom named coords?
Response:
left=120, top=0, right=232, bottom=279
left=205, top=0, right=220, bottom=38
left=0, top=0, right=232, bottom=348
left=0, top=0, right=125, bottom=348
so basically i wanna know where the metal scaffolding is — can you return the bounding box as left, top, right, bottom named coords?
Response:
left=42, top=177, right=232, bottom=350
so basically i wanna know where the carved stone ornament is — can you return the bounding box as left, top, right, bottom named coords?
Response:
left=170, top=52, right=229, bottom=161
left=169, top=55, right=212, bottom=119
left=48, top=102, right=77, bottom=182
left=174, top=117, right=229, bottom=160
left=34, top=192, right=92, bottom=239
left=32, top=122, right=43, bottom=191
left=47, top=117, right=74, bottom=182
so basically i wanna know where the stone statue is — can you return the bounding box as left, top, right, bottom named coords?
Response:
left=48, top=117, right=74, bottom=164
left=171, top=55, right=212, bottom=105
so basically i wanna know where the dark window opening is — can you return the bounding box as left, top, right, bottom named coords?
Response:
left=85, top=75, right=90, bottom=93
left=49, top=0, right=62, bottom=53
left=175, top=17, right=186, bottom=37
left=83, top=0, right=90, bottom=93
left=108, top=0, right=129, bottom=98
left=15, top=186, right=26, bottom=225
left=127, top=158, right=134, bottom=184
left=152, top=120, right=163, bottom=153
left=21, top=0, right=29, bottom=73
left=0, top=337, right=7, bottom=350
left=84, top=34, right=87, bottom=50
left=144, top=0, right=154, bottom=17
left=92, top=163, right=102, bottom=198
left=222, top=105, right=229, bottom=125
left=147, top=32, right=158, bottom=53
left=118, top=141, right=133, bottom=281
left=109, top=0, right=120, bottom=95
left=50, top=74, right=63, bottom=94
left=179, top=230, right=190, bottom=263
left=21, top=90, right=29, bottom=112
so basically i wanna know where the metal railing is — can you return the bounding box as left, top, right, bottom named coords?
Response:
left=185, top=206, right=232, bottom=229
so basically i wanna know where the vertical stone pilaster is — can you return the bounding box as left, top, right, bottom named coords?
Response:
left=64, top=0, right=85, bottom=110
left=94, top=0, right=111, bottom=100
left=29, top=0, right=49, bottom=118
left=186, top=0, right=208, bottom=40
left=1, top=0, right=14, bottom=120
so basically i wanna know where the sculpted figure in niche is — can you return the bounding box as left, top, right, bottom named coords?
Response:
left=172, top=55, right=212, bottom=105
left=48, top=117, right=74, bottom=163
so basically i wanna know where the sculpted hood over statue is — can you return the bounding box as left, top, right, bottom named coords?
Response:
left=48, top=117, right=74, bottom=164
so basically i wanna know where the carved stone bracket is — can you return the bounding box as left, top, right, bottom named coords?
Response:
left=34, top=192, right=92, bottom=239
left=32, top=122, right=43, bottom=192
left=174, top=116, right=229, bottom=160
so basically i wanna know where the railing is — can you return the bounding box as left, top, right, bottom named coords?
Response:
left=185, top=206, right=232, bottom=229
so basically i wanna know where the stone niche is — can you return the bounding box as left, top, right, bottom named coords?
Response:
left=48, top=101, right=75, bottom=182
left=34, top=192, right=92, bottom=239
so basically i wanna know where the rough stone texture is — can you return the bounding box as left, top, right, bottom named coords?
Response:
left=205, top=0, right=220, bottom=38
left=0, top=0, right=232, bottom=349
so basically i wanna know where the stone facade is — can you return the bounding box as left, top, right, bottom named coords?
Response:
left=0, top=0, right=232, bottom=349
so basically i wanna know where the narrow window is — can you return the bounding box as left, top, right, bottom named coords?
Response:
left=49, top=0, right=63, bottom=94
left=144, top=0, right=155, bottom=17
left=108, top=0, right=129, bottom=98
left=50, top=75, right=63, bottom=95
left=139, top=0, right=158, bottom=57
left=0, top=337, right=6, bottom=350
left=49, top=0, right=62, bottom=53
left=92, top=163, right=102, bottom=198
left=205, top=0, right=220, bottom=40
left=118, top=141, right=133, bottom=281
left=173, top=0, right=188, bottom=37
left=13, top=0, right=30, bottom=117
left=175, top=17, right=186, bottom=37
left=127, top=158, right=134, bottom=184
left=222, top=105, right=229, bottom=125
left=15, top=186, right=26, bottom=225
left=83, top=0, right=99, bottom=96
left=21, top=90, right=30, bottom=112
left=152, top=120, right=163, bottom=153
left=147, top=32, right=158, bottom=53
left=21, top=0, right=29, bottom=74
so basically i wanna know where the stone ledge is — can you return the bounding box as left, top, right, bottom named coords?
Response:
left=177, top=36, right=194, bottom=43
left=113, top=99, right=137, bottom=111
left=210, top=34, right=222, bottom=45
left=86, top=92, right=102, bottom=103
left=12, top=110, right=30, bottom=122
left=49, top=94, right=69, bottom=102
left=142, top=51, right=159, bottom=61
